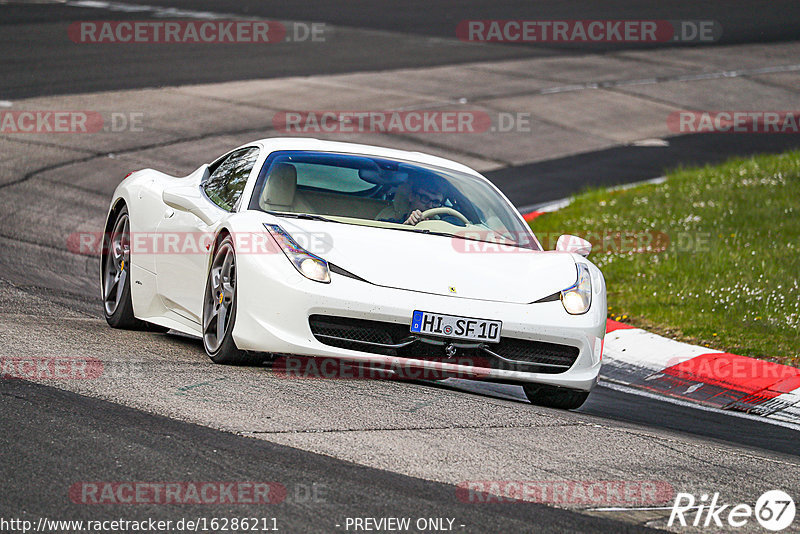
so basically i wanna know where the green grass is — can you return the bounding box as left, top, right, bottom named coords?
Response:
left=530, top=150, right=800, bottom=367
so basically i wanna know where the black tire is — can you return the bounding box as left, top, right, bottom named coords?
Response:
left=202, top=235, right=255, bottom=365
left=101, top=206, right=166, bottom=332
left=522, top=383, right=590, bottom=410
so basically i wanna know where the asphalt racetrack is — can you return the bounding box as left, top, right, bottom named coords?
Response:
left=1, top=1, right=799, bottom=532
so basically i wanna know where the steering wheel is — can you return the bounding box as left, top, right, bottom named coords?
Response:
left=419, top=207, right=470, bottom=225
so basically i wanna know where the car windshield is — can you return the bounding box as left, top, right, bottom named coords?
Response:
left=250, top=151, right=539, bottom=250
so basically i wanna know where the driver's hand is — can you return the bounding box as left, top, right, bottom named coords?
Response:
left=403, top=209, right=423, bottom=225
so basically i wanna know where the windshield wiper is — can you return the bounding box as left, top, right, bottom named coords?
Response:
left=266, top=211, right=339, bottom=224
left=407, top=228, right=528, bottom=248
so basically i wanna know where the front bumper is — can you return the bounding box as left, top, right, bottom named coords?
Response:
left=233, top=257, right=605, bottom=392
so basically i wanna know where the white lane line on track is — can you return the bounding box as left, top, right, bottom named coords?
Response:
left=589, top=506, right=677, bottom=512
left=601, top=381, right=800, bottom=433
left=517, top=176, right=668, bottom=214
left=67, top=0, right=231, bottom=20
left=630, top=138, right=670, bottom=147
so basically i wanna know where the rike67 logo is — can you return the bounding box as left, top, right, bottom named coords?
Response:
left=669, top=490, right=795, bottom=531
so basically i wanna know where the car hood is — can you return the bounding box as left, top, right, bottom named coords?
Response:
left=278, top=218, right=578, bottom=304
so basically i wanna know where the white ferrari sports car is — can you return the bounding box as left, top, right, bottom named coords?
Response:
left=101, top=138, right=605, bottom=409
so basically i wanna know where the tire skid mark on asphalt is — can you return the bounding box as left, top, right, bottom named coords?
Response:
left=175, top=376, right=227, bottom=393
left=0, top=134, right=98, bottom=156
left=0, top=124, right=283, bottom=191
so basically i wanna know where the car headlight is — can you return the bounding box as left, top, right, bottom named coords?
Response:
left=561, top=263, right=592, bottom=315
left=264, top=224, right=331, bottom=283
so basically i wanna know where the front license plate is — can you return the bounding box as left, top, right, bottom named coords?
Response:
left=410, top=311, right=502, bottom=343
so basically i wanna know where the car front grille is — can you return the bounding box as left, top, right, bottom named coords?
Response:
left=308, top=314, right=580, bottom=374
left=484, top=337, right=580, bottom=368
left=308, top=317, right=395, bottom=346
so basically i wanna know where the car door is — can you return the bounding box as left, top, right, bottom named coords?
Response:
left=155, top=146, right=260, bottom=323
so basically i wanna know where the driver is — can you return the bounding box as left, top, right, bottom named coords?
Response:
left=381, top=173, right=446, bottom=225
left=403, top=183, right=445, bottom=225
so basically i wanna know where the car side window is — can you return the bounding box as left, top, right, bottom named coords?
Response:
left=203, top=147, right=259, bottom=211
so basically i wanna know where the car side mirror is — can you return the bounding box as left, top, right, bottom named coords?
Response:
left=556, top=234, right=592, bottom=257
left=162, top=186, right=219, bottom=226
